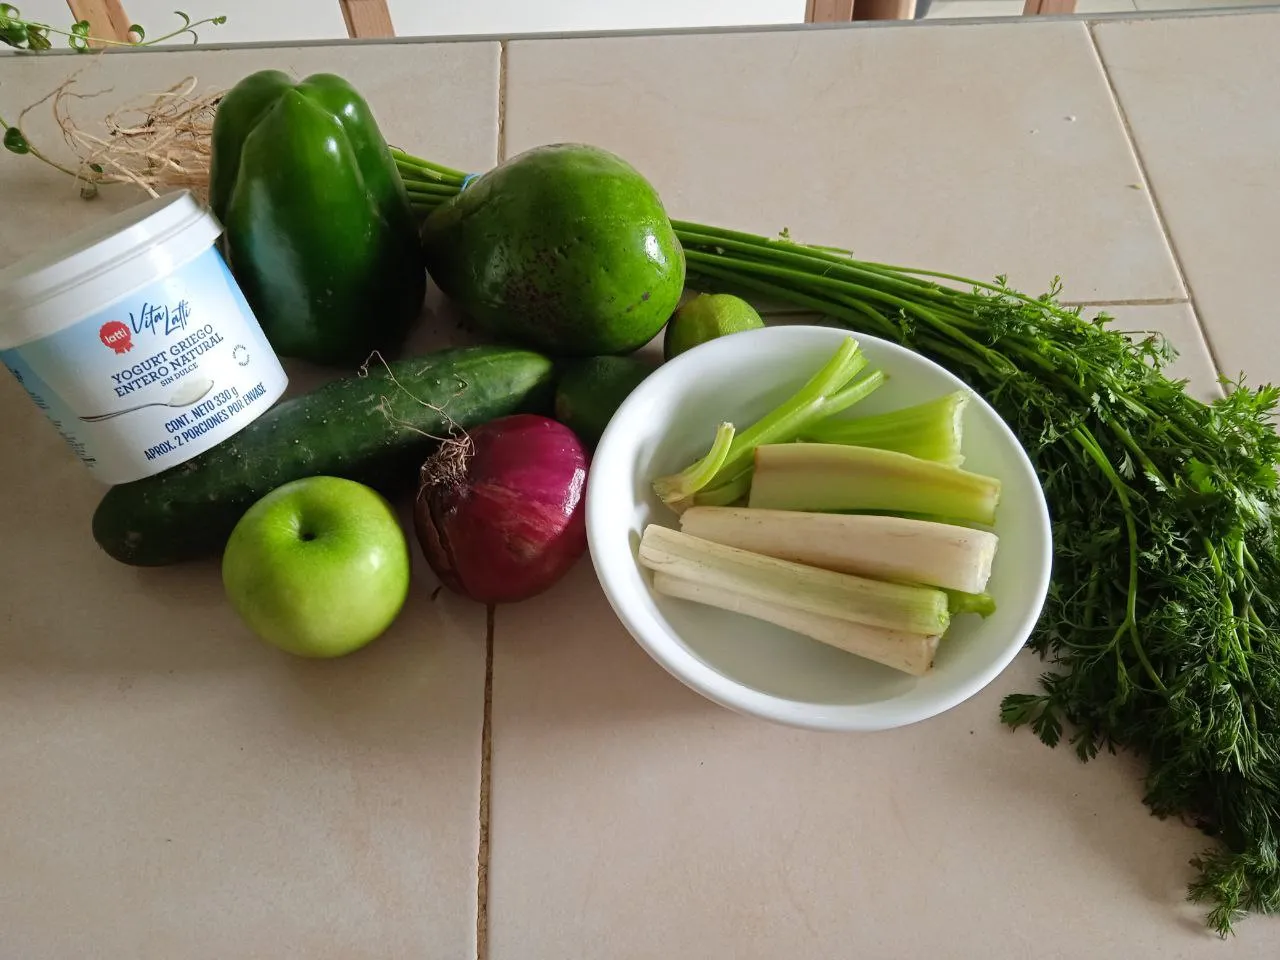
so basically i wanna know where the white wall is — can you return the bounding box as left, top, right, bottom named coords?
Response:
left=0, top=1, right=347, bottom=47
left=388, top=0, right=808, bottom=37
left=2, top=0, right=91, bottom=49
left=123, top=1, right=349, bottom=45
left=6, top=1, right=808, bottom=50
left=5, top=0, right=70, bottom=25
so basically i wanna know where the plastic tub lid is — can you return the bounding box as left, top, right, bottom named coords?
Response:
left=0, top=191, right=223, bottom=347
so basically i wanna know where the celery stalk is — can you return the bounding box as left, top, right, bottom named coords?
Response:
left=748, top=444, right=1001, bottom=526
left=713, top=337, right=866, bottom=482
left=659, top=340, right=889, bottom=514
left=652, top=571, right=940, bottom=676
left=652, top=422, right=736, bottom=510
left=693, top=470, right=752, bottom=507
left=638, top=524, right=950, bottom=636
left=812, top=369, right=888, bottom=420
left=656, top=339, right=873, bottom=514
left=679, top=507, right=998, bottom=594
left=691, top=372, right=887, bottom=509
left=802, top=391, right=969, bottom=466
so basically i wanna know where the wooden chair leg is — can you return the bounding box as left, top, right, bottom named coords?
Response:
left=854, top=0, right=919, bottom=18
left=807, top=0, right=857, bottom=21
left=339, top=0, right=395, bottom=38
left=1023, top=0, right=1079, bottom=13
left=65, top=0, right=133, bottom=43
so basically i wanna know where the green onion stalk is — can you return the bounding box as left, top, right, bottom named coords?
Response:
left=393, top=147, right=1280, bottom=936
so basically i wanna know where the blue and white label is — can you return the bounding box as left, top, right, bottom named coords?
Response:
left=1, top=246, right=287, bottom=484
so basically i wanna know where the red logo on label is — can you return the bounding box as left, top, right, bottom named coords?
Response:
left=99, top=321, right=133, bottom=354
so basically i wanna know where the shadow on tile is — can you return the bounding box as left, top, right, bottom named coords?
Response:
left=486, top=632, right=1238, bottom=957
left=0, top=385, right=486, bottom=755
left=486, top=549, right=1216, bottom=917
left=929, top=680, right=1211, bottom=909
left=492, top=559, right=721, bottom=730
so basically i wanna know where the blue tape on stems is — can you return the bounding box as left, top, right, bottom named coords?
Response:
left=460, top=173, right=480, bottom=190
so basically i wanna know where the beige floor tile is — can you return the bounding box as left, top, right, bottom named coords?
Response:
left=1093, top=12, right=1280, bottom=385
left=503, top=23, right=1183, bottom=302
left=0, top=42, right=500, bottom=960
left=487, top=561, right=1271, bottom=959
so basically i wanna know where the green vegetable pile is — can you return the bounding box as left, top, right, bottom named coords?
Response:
left=397, top=149, right=1280, bottom=934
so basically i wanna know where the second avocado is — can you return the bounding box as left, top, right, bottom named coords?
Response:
left=421, top=144, right=685, bottom=356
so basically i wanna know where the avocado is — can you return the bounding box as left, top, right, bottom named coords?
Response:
left=420, top=144, right=685, bottom=356
left=555, top=355, right=655, bottom=449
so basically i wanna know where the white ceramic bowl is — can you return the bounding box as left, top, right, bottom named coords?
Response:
left=586, top=325, right=1052, bottom=731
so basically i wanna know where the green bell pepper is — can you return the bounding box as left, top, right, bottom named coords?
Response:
left=209, top=70, right=425, bottom=366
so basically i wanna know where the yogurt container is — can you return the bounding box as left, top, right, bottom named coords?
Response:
left=0, top=191, right=287, bottom=484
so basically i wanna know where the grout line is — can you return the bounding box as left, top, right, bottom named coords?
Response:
left=476, top=605, right=495, bottom=960
left=1061, top=297, right=1191, bottom=307
left=497, top=41, right=509, bottom=163
left=1084, top=21, right=1226, bottom=379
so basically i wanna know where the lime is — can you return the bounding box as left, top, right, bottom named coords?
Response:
left=663, top=293, right=765, bottom=360
left=555, top=355, right=654, bottom=449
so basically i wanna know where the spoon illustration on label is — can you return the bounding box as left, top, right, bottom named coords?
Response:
left=80, top=377, right=215, bottom=423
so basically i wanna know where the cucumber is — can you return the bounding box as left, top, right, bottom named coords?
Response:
left=93, top=346, right=555, bottom=566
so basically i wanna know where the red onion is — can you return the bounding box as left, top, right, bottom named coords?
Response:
left=414, top=414, right=589, bottom=603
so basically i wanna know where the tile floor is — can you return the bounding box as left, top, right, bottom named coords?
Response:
left=487, top=567, right=1238, bottom=960
left=1094, top=11, right=1280, bottom=385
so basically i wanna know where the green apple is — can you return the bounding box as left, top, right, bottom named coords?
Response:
left=222, top=476, right=411, bottom=657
